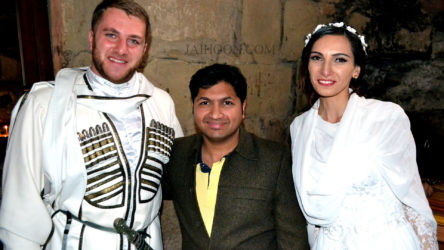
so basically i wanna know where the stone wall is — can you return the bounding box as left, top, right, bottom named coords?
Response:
left=56, top=0, right=335, bottom=142
left=54, top=0, right=444, bottom=249
left=57, top=0, right=444, bottom=141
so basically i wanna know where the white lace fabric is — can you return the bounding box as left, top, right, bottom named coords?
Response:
left=404, top=205, right=439, bottom=250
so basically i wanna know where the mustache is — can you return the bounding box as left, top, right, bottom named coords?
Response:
left=109, top=53, right=128, bottom=60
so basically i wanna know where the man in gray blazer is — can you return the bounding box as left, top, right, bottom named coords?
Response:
left=163, top=63, right=308, bottom=249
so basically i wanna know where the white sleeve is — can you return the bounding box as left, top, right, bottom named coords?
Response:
left=146, top=215, right=163, bottom=250
left=0, top=90, right=53, bottom=248
left=403, top=205, right=438, bottom=250
left=0, top=229, right=41, bottom=250
left=376, top=106, right=437, bottom=249
left=168, top=96, right=183, bottom=138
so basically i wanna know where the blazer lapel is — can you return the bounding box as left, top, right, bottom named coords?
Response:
left=185, top=136, right=212, bottom=243
left=210, top=128, right=257, bottom=241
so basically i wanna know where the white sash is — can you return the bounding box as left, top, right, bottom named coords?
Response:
left=292, top=93, right=369, bottom=225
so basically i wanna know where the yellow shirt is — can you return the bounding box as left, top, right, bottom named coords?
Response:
left=195, top=157, right=225, bottom=236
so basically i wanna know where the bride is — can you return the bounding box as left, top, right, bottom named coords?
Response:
left=290, top=22, right=438, bottom=249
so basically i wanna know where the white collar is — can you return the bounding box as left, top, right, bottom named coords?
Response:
left=85, top=68, right=139, bottom=97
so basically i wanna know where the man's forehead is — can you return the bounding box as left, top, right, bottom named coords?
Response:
left=196, top=86, right=239, bottom=100
left=196, top=95, right=235, bottom=100
left=94, top=8, right=146, bottom=32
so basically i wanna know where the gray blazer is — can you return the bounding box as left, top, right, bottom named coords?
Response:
left=163, top=128, right=308, bottom=249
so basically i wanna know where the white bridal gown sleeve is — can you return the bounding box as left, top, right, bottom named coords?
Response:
left=375, top=103, right=438, bottom=250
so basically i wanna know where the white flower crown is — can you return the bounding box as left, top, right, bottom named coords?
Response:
left=304, top=22, right=368, bottom=54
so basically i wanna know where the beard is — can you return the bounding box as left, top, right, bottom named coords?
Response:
left=91, top=42, right=139, bottom=84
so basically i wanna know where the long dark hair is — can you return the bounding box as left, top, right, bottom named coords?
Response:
left=298, top=23, right=367, bottom=105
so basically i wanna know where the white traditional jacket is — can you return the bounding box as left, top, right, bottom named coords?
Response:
left=290, top=93, right=437, bottom=249
left=0, top=68, right=183, bottom=250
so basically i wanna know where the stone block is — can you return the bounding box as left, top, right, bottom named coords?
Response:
left=239, top=64, right=294, bottom=140
left=282, top=0, right=330, bottom=61
left=143, top=59, right=203, bottom=136
left=348, top=12, right=370, bottom=34
left=318, top=1, right=337, bottom=16
left=141, top=0, right=241, bottom=42
left=240, top=0, right=281, bottom=64
left=64, top=50, right=91, bottom=68
left=241, top=64, right=293, bottom=117
left=383, top=60, right=444, bottom=112
left=141, top=0, right=242, bottom=62
left=150, top=37, right=241, bottom=64
left=61, top=0, right=98, bottom=62
left=244, top=117, right=290, bottom=143
left=432, top=31, right=444, bottom=59
left=394, top=27, right=432, bottom=53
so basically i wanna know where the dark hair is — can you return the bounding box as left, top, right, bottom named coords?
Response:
left=189, top=64, right=247, bottom=104
left=298, top=24, right=367, bottom=105
left=91, top=0, right=151, bottom=45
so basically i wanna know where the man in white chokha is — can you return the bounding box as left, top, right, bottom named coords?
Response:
left=0, top=0, right=182, bottom=249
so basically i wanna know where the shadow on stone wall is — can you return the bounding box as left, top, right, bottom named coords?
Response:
left=326, top=0, right=444, bottom=179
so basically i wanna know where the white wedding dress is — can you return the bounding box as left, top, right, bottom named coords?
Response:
left=290, top=93, right=438, bottom=250
left=310, top=116, right=424, bottom=249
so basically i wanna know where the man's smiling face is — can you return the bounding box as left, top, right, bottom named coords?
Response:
left=89, top=7, right=147, bottom=83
